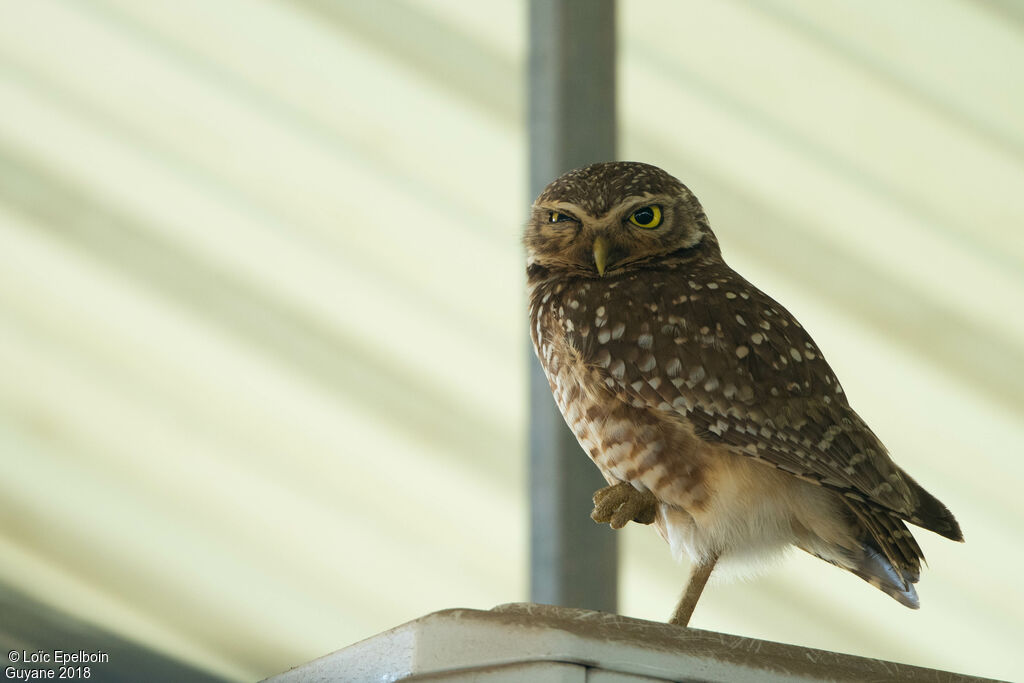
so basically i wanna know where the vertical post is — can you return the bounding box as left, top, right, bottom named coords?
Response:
left=528, top=0, right=617, bottom=612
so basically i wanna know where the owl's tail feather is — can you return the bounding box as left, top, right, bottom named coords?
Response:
left=841, top=499, right=924, bottom=608
left=847, top=500, right=922, bottom=578
left=848, top=546, right=920, bottom=609
left=900, top=471, right=964, bottom=543
left=803, top=540, right=920, bottom=609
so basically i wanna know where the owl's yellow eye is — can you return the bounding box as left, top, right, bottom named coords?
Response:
left=549, top=211, right=574, bottom=224
left=628, top=205, right=662, bottom=229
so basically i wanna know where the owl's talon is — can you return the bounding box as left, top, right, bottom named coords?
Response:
left=591, top=482, right=657, bottom=529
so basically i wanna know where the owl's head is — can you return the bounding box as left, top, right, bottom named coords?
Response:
left=524, top=161, right=719, bottom=278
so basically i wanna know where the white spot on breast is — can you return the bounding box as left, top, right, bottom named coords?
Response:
left=735, top=314, right=746, bottom=326
left=789, top=347, right=802, bottom=362
left=609, top=359, right=625, bottom=379
left=750, top=332, right=764, bottom=345
left=735, top=345, right=749, bottom=358
left=665, top=358, right=682, bottom=376
left=648, top=376, right=662, bottom=390
left=638, top=354, right=657, bottom=372
left=596, top=306, right=606, bottom=317
left=706, top=282, right=719, bottom=289
left=725, top=292, right=736, bottom=299
left=760, top=320, right=771, bottom=330
left=594, top=349, right=612, bottom=367
left=688, top=280, right=702, bottom=290
left=611, top=322, right=626, bottom=340
left=704, top=378, right=719, bottom=392
left=804, top=349, right=816, bottom=360
left=672, top=396, right=689, bottom=410
left=598, top=329, right=611, bottom=344
left=637, top=333, right=653, bottom=349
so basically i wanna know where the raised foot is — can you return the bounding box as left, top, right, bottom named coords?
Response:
left=591, top=482, right=657, bottom=529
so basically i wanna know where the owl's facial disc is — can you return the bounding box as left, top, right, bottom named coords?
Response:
left=526, top=194, right=701, bottom=278
left=526, top=162, right=716, bottom=278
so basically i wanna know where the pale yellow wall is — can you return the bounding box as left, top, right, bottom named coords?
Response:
left=0, top=1, right=1020, bottom=681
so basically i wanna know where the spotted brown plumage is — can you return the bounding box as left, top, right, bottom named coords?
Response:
left=525, top=161, right=962, bottom=621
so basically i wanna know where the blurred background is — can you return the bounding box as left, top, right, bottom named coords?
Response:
left=1, top=0, right=1022, bottom=681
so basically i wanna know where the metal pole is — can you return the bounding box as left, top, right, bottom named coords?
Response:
left=528, top=0, right=617, bottom=612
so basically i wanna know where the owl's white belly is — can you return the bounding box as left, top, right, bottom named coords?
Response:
left=654, top=451, right=857, bottom=578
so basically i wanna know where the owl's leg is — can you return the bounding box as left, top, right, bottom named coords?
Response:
left=590, top=482, right=657, bottom=529
left=669, top=553, right=719, bottom=627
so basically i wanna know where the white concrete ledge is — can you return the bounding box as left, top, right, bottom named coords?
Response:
left=264, top=603, right=1002, bottom=683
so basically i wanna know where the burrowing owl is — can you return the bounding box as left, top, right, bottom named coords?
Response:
left=525, top=161, right=962, bottom=625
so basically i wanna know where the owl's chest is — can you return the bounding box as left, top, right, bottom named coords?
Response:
left=530, top=278, right=703, bottom=483
left=530, top=275, right=686, bottom=392
left=531, top=304, right=606, bottom=443
left=529, top=279, right=615, bottom=405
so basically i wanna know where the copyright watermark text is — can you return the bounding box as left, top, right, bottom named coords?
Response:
left=6, top=650, right=109, bottom=679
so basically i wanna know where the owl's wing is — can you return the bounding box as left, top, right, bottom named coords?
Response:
left=575, top=269, right=949, bottom=535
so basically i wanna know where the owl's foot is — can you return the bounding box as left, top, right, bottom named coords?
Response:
left=591, top=482, right=657, bottom=529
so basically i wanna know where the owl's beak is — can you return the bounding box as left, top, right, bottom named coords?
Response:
left=593, top=236, right=610, bottom=276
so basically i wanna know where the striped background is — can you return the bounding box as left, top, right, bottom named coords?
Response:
left=0, top=1, right=1020, bottom=680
